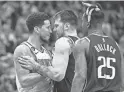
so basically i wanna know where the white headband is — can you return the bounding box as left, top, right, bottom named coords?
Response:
left=86, top=5, right=100, bottom=22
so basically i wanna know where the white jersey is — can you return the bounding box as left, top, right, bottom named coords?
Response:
left=14, top=42, right=53, bottom=92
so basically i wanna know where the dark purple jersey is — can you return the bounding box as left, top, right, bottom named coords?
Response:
left=53, top=36, right=78, bottom=92
left=84, top=34, right=121, bottom=92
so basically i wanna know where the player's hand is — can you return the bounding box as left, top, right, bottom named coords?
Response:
left=18, top=56, right=39, bottom=71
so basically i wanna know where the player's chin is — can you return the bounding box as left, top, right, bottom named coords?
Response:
left=41, top=36, right=50, bottom=43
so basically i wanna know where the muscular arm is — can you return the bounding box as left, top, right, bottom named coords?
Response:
left=14, top=45, right=43, bottom=88
left=71, top=38, right=89, bottom=92
left=36, top=37, right=71, bottom=81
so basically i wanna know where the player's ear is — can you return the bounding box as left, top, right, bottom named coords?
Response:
left=64, top=23, right=70, bottom=30
left=34, top=26, right=40, bottom=34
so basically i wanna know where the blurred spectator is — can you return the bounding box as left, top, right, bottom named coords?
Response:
left=0, top=33, right=6, bottom=56
left=119, top=35, right=124, bottom=63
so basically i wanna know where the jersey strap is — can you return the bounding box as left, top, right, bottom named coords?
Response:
left=22, top=42, right=52, bottom=66
left=64, top=36, right=78, bottom=54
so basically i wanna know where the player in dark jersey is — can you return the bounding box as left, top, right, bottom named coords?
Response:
left=52, top=10, right=79, bottom=92
left=18, top=10, right=79, bottom=92
left=71, top=3, right=122, bottom=92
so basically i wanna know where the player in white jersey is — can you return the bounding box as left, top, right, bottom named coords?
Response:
left=18, top=10, right=79, bottom=92
left=14, top=12, right=53, bottom=92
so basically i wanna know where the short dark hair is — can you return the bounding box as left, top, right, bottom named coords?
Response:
left=26, top=12, right=50, bottom=33
left=53, top=10, right=78, bottom=26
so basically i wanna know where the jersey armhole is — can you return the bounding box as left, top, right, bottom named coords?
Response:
left=21, top=42, right=37, bottom=61
left=63, top=36, right=75, bottom=54
left=84, top=37, right=90, bottom=42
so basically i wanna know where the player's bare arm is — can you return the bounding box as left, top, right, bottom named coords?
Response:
left=18, top=37, right=71, bottom=81
left=71, top=38, right=89, bottom=92
left=14, top=45, right=44, bottom=88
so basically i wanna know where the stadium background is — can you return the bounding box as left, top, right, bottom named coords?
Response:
left=0, top=1, right=124, bottom=92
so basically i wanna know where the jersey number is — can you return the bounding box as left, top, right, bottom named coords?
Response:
left=98, top=56, right=116, bottom=79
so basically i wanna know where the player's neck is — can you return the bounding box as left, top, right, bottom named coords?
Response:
left=27, top=34, right=45, bottom=50
left=88, top=25, right=103, bottom=36
left=65, top=29, right=78, bottom=37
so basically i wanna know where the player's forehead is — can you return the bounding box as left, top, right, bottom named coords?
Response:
left=44, top=20, right=50, bottom=26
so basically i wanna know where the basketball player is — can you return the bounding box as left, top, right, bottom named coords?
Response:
left=13, top=12, right=53, bottom=92
left=71, top=3, right=122, bottom=92
left=18, top=10, right=79, bottom=92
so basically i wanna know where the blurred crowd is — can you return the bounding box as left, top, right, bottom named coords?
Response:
left=0, top=1, right=124, bottom=92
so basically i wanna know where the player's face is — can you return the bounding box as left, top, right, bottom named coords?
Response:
left=53, top=17, right=64, bottom=38
left=39, top=20, right=52, bottom=43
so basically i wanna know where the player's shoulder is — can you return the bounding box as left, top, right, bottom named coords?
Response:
left=56, top=37, right=71, bottom=43
left=55, top=37, right=71, bottom=51
left=14, top=43, right=28, bottom=53
left=75, top=37, right=90, bottom=46
left=56, top=37, right=71, bottom=46
left=14, top=42, right=30, bottom=57
left=106, top=36, right=119, bottom=46
left=73, top=37, right=90, bottom=53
